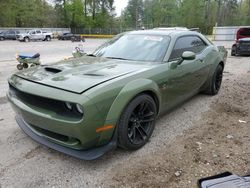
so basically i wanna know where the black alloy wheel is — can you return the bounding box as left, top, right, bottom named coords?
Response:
left=118, top=94, right=157, bottom=150
left=214, top=65, right=223, bottom=93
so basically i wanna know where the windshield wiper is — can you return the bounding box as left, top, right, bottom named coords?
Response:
left=106, top=57, right=130, bottom=60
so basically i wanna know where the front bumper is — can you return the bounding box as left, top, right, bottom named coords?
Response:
left=16, top=115, right=117, bottom=160
left=237, top=45, right=250, bottom=55
left=17, top=36, right=24, bottom=41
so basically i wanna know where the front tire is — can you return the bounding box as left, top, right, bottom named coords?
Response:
left=231, top=46, right=236, bottom=56
left=204, top=64, right=223, bottom=95
left=17, top=64, right=23, bottom=70
left=118, top=94, right=157, bottom=150
left=24, top=37, right=30, bottom=42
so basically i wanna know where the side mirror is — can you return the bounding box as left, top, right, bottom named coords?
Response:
left=170, top=51, right=196, bottom=69
left=181, top=51, right=196, bottom=61
left=178, top=51, right=196, bottom=65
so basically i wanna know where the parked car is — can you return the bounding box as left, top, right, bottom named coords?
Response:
left=58, top=32, right=85, bottom=42
left=58, top=32, right=74, bottom=40
left=231, top=27, right=250, bottom=56
left=17, top=29, right=52, bottom=42
left=7, top=29, right=227, bottom=160
left=0, top=30, right=20, bottom=40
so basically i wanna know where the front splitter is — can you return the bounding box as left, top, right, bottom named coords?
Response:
left=16, top=115, right=117, bottom=160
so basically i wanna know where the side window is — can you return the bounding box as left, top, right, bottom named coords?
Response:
left=169, top=36, right=207, bottom=61
left=31, top=31, right=36, bottom=35
left=36, top=30, right=41, bottom=34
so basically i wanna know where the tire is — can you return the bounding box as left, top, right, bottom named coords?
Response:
left=117, top=94, right=157, bottom=150
left=46, top=36, right=51, bottom=41
left=17, top=64, right=23, bottom=70
left=204, top=64, right=223, bottom=95
left=24, top=37, right=30, bottom=42
left=23, top=63, right=28, bottom=69
left=0, top=37, right=4, bottom=41
left=231, top=46, right=236, bottom=56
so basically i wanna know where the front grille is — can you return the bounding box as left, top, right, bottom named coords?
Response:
left=9, top=84, right=82, bottom=119
left=239, top=41, right=250, bottom=46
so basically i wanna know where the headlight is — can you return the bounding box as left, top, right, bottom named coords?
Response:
left=76, top=104, right=84, bottom=114
left=65, top=102, right=73, bottom=110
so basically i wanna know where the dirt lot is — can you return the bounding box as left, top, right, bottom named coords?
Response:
left=0, top=40, right=249, bottom=188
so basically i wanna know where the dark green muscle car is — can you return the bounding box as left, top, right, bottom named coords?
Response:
left=7, top=29, right=227, bottom=160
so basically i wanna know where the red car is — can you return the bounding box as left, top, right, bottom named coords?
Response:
left=231, top=27, right=250, bottom=56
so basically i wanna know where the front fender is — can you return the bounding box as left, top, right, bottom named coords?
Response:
left=98, top=78, right=161, bottom=144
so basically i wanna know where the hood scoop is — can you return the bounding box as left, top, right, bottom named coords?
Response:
left=44, top=67, right=62, bottom=73
left=83, top=73, right=104, bottom=76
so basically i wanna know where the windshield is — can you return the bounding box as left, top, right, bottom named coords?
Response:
left=93, top=34, right=170, bottom=62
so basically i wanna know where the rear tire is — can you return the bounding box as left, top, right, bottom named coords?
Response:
left=0, top=37, right=4, bottom=41
left=204, top=64, right=223, bottom=95
left=118, top=94, right=157, bottom=150
left=46, top=36, right=51, bottom=41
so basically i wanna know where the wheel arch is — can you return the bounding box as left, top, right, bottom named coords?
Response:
left=137, top=90, right=160, bottom=114
left=219, top=61, right=224, bottom=70
left=97, top=79, right=161, bottom=144
left=106, top=79, right=161, bottom=122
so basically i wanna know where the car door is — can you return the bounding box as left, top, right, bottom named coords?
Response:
left=30, top=30, right=36, bottom=40
left=6, top=31, right=14, bottom=39
left=162, top=35, right=210, bottom=110
left=35, top=30, right=43, bottom=40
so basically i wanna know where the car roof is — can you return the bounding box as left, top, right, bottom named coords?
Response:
left=127, top=28, right=198, bottom=37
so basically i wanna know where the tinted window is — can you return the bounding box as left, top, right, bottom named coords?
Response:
left=169, top=36, right=207, bottom=61
left=36, top=30, right=41, bottom=34
left=31, top=31, right=36, bottom=34
left=239, top=28, right=250, bottom=37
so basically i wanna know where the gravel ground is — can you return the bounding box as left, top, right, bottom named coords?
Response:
left=0, top=40, right=249, bottom=188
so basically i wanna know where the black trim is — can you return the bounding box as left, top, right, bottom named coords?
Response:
left=197, top=172, right=232, bottom=188
left=16, top=115, right=117, bottom=160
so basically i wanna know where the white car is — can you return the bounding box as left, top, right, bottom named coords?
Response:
left=17, top=29, right=52, bottom=42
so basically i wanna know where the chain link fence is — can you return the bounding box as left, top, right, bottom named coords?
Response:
left=71, top=28, right=134, bottom=35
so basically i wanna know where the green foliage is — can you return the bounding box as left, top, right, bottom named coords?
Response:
left=0, top=0, right=58, bottom=27
left=0, top=0, right=116, bottom=29
left=121, top=0, right=250, bottom=34
left=0, top=0, right=250, bottom=34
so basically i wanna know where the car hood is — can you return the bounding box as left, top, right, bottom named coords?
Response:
left=14, top=56, right=151, bottom=94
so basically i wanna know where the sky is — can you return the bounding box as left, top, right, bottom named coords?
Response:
left=114, top=0, right=129, bottom=16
